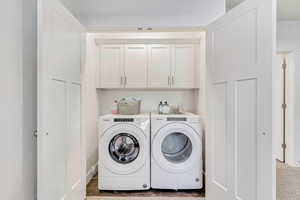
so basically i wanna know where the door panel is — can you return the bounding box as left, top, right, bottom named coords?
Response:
left=44, top=80, right=67, bottom=200
left=235, top=79, right=257, bottom=200
left=148, top=45, right=172, bottom=88
left=124, top=45, right=148, bottom=88
left=212, top=82, right=228, bottom=194
left=99, top=45, right=124, bottom=88
left=172, top=45, right=196, bottom=88
left=68, top=83, right=82, bottom=198
left=206, top=0, right=276, bottom=200
left=38, top=0, right=85, bottom=200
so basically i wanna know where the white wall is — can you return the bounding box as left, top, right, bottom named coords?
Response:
left=284, top=51, right=300, bottom=167
left=84, top=34, right=99, bottom=179
left=0, top=0, right=37, bottom=199
left=226, top=0, right=245, bottom=11
left=277, top=21, right=300, bottom=52
left=98, top=89, right=198, bottom=115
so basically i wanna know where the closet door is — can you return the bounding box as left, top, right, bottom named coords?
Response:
left=148, top=45, right=172, bottom=88
left=38, top=0, right=85, bottom=200
left=206, top=0, right=276, bottom=200
left=172, top=44, right=196, bottom=88
left=124, top=44, right=148, bottom=88
left=99, top=45, right=124, bottom=88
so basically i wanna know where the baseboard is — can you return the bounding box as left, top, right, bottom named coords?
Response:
left=86, top=163, right=98, bottom=185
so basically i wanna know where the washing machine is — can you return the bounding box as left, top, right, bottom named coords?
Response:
left=151, top=113, right=203, bottom=190
left=98, top=114, right=150, bottom=191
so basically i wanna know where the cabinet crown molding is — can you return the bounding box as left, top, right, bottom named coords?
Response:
left=95, top=39, right=200, bottom=46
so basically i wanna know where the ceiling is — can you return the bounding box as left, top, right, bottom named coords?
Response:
left=60, top=0, right=300, bottom=29
left=59, top=0, right=225, bottom=29
left=226, top=0, right=300, bottom=20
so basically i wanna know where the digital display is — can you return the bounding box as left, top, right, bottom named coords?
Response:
left=167, top=117, right=187, bottom=122
left=114, top=118, right=134, bottom=122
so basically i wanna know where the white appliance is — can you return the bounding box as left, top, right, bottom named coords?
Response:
left=151, top=113, right=203, bottom=189
left=98, top=114, right=150, bottom=190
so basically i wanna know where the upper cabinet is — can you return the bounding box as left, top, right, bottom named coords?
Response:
left=99, top=45, right=124, bottom=88
left=124, top=45, right=148, bottom=88
left=148, top=45, right=172, bottom=88
left=97, top=41, right=199, bottom=89
left=172, top=45, right=196, bottom=88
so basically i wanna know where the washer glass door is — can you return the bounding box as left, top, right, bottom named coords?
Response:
left=109, top=133, right=140, bottom=164
left=161, top=132, right=192, bottom=163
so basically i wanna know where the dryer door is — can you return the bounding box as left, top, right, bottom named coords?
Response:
left=152, top=123, right=201, bottom=173
left=100, top=124, right=148, bottom=175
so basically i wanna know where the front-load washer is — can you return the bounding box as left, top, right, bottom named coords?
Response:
left=98, top=114, right=150, bottom=191
left=151, top=113, right=203, bottom=190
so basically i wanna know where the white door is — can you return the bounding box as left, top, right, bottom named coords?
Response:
left=124, top=44, right=148, bottom=88
left=38, top=0, right=85, bottom=200
left=99, top=45, right=124, bottom=88
left=172, top=44, right=196, bottom=88
left=148, top=45, right=172, bottom=88
left=206, top=0, right=276, bottom=200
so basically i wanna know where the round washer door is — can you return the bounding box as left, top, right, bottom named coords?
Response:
left=152, top=123, right=201, bottom=173
left=100, top=124, right=147, bottom=175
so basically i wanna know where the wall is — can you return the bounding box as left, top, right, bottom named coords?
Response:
left=284, top=51, right=300, bottom=167
left=226, top=0, right=245, bottom=11
left=277, top=21, right=300, bottom=52
left=98, top=89, right=198, bottom=115
left=84, top=34, right=100, bottom=180
left=0, top=0, right=37, bottom=199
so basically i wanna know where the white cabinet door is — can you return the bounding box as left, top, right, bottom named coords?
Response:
left=38, top=0, right=85, bottom=200
left=99, top=45, right=124, bottom=88
left=172, top=44, right=196, bottom=88
left=124, top=45, right=148, bottom=88
left=206, top=0, right=275, bottom=200
left=148, top=45, right=172, bottom=88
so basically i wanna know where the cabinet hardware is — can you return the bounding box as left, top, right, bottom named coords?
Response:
left=172, top=76, right=175, bottom=85
left=168, top=76, right=170, bottom=85
left=124, top=76, right=127, bottom=85
left=120, top=77, right=123, bottom=85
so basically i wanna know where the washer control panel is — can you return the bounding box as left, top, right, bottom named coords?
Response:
left=113, top=118, right=134, bottom=122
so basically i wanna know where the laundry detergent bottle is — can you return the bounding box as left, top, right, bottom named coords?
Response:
left=112, top=100, right=119, bottom=114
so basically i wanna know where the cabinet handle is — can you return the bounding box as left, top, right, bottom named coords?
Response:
left=168, top=76, right=170, bottom=86
left=124, top=76, right=127, bottom=85
left=172, top=76, right=175, bottom=85
left=120, top=77, right=123, bottom=85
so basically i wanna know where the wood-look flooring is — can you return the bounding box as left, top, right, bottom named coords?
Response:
left=87, top=174, right=205, bottom=200
left=277, top=161, right=300, bottom=200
